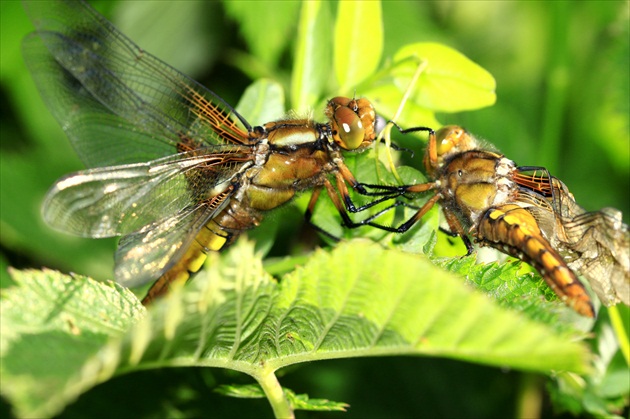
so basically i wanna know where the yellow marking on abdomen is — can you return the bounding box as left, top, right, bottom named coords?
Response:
left=478, top=204, right=594, bottom=317
left=141, top=219, right=229, bottom=305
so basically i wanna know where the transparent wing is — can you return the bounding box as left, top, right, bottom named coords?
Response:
left=23, top=0, right=252, bottom=167
left=562, top=208, right=630, bottom=306
left=43, top=147, right=248, bottom=238
left=113, top=203, right=221, bottom=287
left=514, top=169, right=630, bottom=306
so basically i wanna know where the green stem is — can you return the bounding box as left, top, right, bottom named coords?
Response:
left=608, top=305, right=630, bottom=366
left=256, top=370, right=294, bottom=419
left=373, top=56, right=427, bottom=183
left=540, top=2, right=570, bottom=171
left=515, top=373, right=543, bottom=419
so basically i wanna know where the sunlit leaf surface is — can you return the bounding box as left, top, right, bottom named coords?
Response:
left=391, top=42, right=496, bottom=112
left=0, top=240, right=590, bottom=418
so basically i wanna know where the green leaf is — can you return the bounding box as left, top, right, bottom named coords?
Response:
left=334, top=1, right=384, bottom=92
left=0, top=269, right=143, bottom=418
left=436, top=255, right=595, bottom=332
left=291, top=1, right=333, bottom=112
left=223, top=1, right=301, bottom=69
left=235, top=79, right=285, bottom=127
left=391, top=42, right=496, bottom=112
left=1, top=240, right=591, bottom=417
left=216, top=384, right=349, bottom=411
left=215, top=383, right=265, bottom=398
left=363, top=83, right=441, bottom=130
left=283, top=388, right=348, bottom=412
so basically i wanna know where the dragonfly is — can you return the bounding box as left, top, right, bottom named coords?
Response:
left=23, top=0, right=399, bottom=304
left=374, top=125, right=629, bottom=317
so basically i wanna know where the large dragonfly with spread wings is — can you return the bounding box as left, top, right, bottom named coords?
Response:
left=23, top=0, right=398, bottom=304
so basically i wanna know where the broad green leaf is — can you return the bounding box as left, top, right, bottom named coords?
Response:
left=291, top=1, right=332, bottom=112
left=1, top=240, right=591, bottom=417
left=223, top=1, right=301, bottom=69
left=390, top=42, right=496, bottom=112
left=363, top=83, right=441, bottom=130
left=334, top=1, right=383, bottom=92
left=0, top=269, right=143, bottom=418
left=436, top=255, right=596, bottom=332
left=235, top=79, right=285, bottom=127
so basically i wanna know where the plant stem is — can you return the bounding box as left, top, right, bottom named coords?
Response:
left=540, top=2, right=570, bottom=171
left=256, top=369, right=294, bottom=419
left=515, top=373, right=543, bottom=419
left=376, top=57, right=427, bottom=183
left=608, top=305, right=630, bottom=366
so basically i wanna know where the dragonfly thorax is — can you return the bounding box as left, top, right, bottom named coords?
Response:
left=439, top=150, right=518, bottom=226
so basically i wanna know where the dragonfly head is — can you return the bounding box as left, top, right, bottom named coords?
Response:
left=435, top=125, right=477, bottom=159
left=424, top=125, right=479, bottom=174
left=326, top=97, right=376, bottom=151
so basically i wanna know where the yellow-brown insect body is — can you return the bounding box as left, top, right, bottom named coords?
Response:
left=477, top=204, right=595, bottom=317
left=143, top=100, right=376, bottom=303
left=438, top=150, right=518, bottom=229
left=25, top=0, right=386, bottom=306
left=423, top=126, right=595, bottom=316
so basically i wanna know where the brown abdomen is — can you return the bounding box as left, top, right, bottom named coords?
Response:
left=140, top=218, right=235, bottom=305
left=477, top=204, right=595, bottom=317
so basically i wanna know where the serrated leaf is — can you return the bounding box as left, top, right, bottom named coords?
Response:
left=0, top=240, right=591, bottom=417
left=215, top=383, right=348, bottom=411
left=391, top=42, right=496, bottom=112
left=436, top=255, right=596, bottom=332
left=334, top=1, right=383, bottom=92
left=291, top=1, right=332, bottom=112
left=215, top=383, right=265, bottom=399
left=283, top=388, right=348, bottom=412
left=0, top=269, right=143, bottom=418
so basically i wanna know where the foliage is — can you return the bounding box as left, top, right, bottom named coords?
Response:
left=1, top=0, right=628, bottom=418
left=1, top=240, right=591, bottom=418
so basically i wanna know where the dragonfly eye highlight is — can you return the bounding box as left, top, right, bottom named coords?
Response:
left=327, top=97, right=376, bottom=150
left=435, top=125, right=475, bottom=159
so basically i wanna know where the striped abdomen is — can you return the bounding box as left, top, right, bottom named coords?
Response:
left=476, top=204, right=595, bottom=317
left=141, top=195, right=263, bottom=304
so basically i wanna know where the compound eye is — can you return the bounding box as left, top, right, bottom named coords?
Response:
left=435, top=125, right=473, bottom=158
left=333, top=104, right=365, bottom=150
left=437, top=137, right=454, bottom=157
left=435, top=126, right=462, bottom=157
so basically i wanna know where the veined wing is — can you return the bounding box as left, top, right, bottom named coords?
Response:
left=514, top=168, right=630, bottom=306
left=43, top=147, right=249, bottom=238
left=23, top=0, right=252, bottom=168
left=562, top=208, right=630, bottom=306
left=114, top=203, right=223, bottom=288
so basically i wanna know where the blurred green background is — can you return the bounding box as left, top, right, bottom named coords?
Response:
left=1, top=1, right=628, bottom=417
